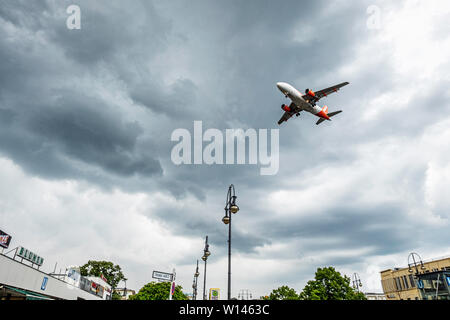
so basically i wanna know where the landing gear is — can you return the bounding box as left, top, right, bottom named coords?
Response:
left=296, top=113, right=300, bottom=117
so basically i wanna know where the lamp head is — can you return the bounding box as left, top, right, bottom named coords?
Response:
left=222, top=215, right=230, bottom=224
left=230, top=204, right=239, bottom=214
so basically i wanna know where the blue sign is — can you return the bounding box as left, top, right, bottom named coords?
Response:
left=417, top=279, right=424, bottom=289
left=41, top=277, right=48, bottom=291
left=446, top=276, right=450, bottom=287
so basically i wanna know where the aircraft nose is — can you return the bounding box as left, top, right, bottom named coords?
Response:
left=277, top=82, right=288, bottom=92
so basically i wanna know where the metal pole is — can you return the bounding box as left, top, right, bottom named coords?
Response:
left=192, top=274, right=195, bottom=300
left=169, top=268, right=176, bottom=300
left=203, top=257, right=207, bottom=300
left=228, top=207, right=232, bottom=300
left=195, top=276, right=198, bottom=300
left=202, top=236, right=209, bottom=300
left=435, top=273, right=440, bottom=300
left=194, top=260, right=199, bottom=300
left=224, top=184, right=238, bottom=301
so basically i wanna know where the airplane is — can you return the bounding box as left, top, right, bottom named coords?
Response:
left=276, top=81, right=349, bottom=125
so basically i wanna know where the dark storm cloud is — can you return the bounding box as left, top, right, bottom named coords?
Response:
left=0, top=0, right=370, bottom=194
left=160, top=0, right=365, bottom=130
left=148, top=195, right=271, bottom=255
left=0, top=0, right=165, bottom=181
left=44, top=1, right=172, bottom=66
left=28, top=91, right=162, bottom=177
left=263, top=204, right=417, bottom=255
left=148, top=0, right=383, bottom=194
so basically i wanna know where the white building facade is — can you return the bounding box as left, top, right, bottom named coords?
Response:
left=0, top=254, right=108, bottom=300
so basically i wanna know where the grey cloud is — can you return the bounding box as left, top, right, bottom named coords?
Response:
left=29, top=92, right=162, bottom=177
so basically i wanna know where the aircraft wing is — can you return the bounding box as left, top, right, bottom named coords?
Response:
left=305, top=82, right=349, bottom=102
left=278, top=111, right=293, bottom=125
left=277, top=102, right=296, bottom=125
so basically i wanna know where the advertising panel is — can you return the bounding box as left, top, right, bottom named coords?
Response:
left=0, top=229, right=12, bottom=249
left=209, top=288, right=220, bottom=300
left=66, top=268, right=81, bottom=287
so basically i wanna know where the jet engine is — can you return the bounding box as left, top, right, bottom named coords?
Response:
left=305, top=88, right=315, bottom=97
left=281, top=104, right=291, bottom=112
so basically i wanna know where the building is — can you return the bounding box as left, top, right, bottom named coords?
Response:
left=115, top=288, right=136, bottom=300
left=415, top=269, right=450, bottom=300
left=0, top=229, right=115, bottom=300
left=380, top=255, right=450, bottom=300
left=0, top=253, right=106, bottom=300
left=364, top=292, right=386, bottom=300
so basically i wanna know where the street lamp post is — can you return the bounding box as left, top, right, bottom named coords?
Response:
left=222, top=184, right=239, bottom=300
left=202, top=236, right=211, bottom=300
left=408, top=252, right=426, bottom=275
left=352, top=273, right=363, bottom=293
left=122, top=279, right=127, bottom=298
left=408, top=252, right=426, bottom=299
left=193, top=260, right=200, bottom=300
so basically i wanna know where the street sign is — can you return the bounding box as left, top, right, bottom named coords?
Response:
left=152, top=271, right=173, bottom=282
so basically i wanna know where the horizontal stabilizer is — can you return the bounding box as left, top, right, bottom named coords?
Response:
left=316, top=118, right=327, bottom=125
left=316, top=110, right=342, bottom=125
left=327, top=110, right=342, bottom=117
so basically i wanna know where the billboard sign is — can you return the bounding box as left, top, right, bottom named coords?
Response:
left=0, top=229, right=12, bottom=249
left=16, top=246, right=44, bottom=266
left=66, top=268, right=81, bottom=287
left=152, top=271, right=173, bottom=282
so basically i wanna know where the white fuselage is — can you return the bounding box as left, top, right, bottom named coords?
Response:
left=276, top=82, right=322, bottom=115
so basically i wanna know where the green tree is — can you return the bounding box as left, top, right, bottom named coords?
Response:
left=268, top=285, right=300, bottom=300
left=299, top=267, right=367, bottom=300
left=80, top=260, right=126, bottom=299
left=129, top=281, right=188, bottom=300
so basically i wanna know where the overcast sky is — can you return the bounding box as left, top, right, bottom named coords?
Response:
left=1, top=0, right=450, bottom=298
